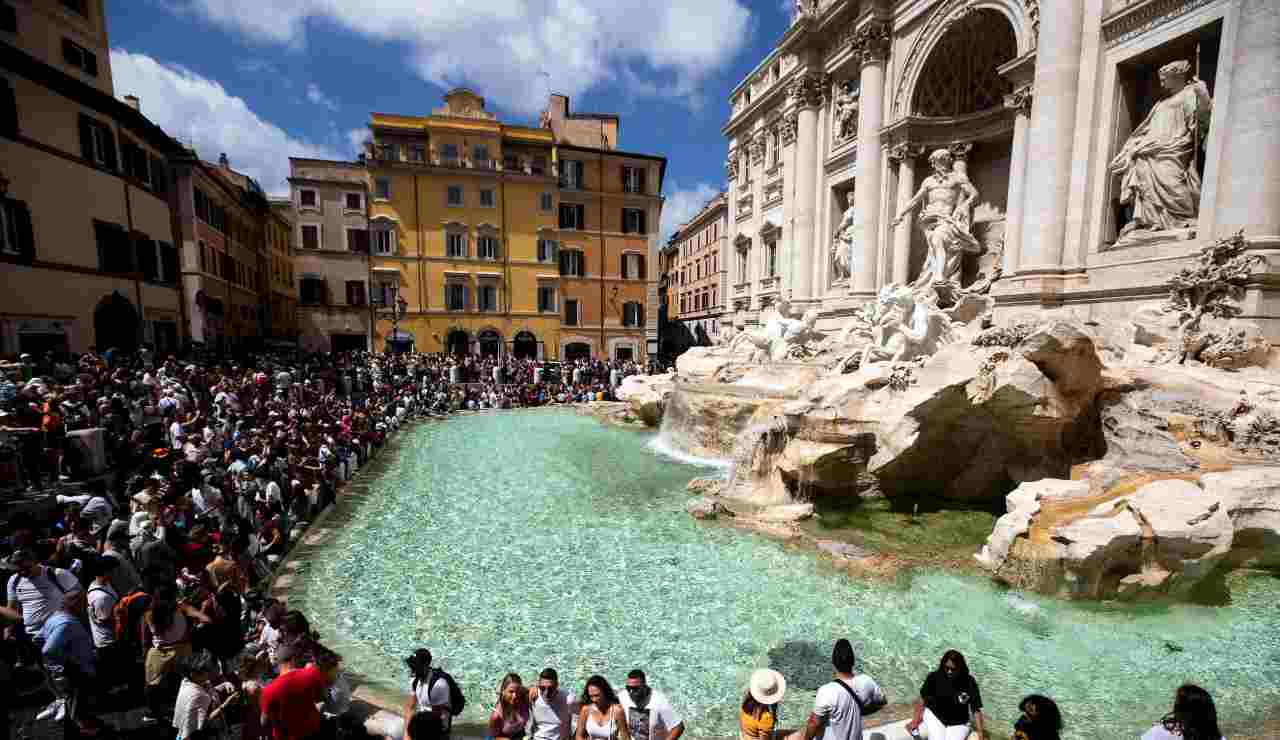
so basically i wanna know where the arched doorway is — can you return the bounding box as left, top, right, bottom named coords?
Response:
left=445, top=328, right=470, bottom=356
left=478, top=329, right=502, bottom=357
left=513, top=331, right=538, bottom=359
left=564, top=342, right=591, bottom=361
left=94, top=291, right=139, bottom=353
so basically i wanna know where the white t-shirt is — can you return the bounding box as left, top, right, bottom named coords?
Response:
left=170, top=420, right=184, bottom=448
left=531, top=689, right=578, bottom=740
left=813, top=675, right=885, bottom=740
left=413, top=673, right=453, bottom=730
left=86, top=583, right=119, bottom=647
left=6, top=567, right=82, bottom=636
left=1140, top=726, right=1225, bottom=740
left=618, top=688, right=682, bottom=740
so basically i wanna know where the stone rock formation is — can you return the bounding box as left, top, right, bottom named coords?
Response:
left=616, top=372, right=674, bottom=426
left=687, top=497, right=732, bottom=520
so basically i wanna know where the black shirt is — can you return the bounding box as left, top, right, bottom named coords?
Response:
left=920, top=670, right=983, bottom=727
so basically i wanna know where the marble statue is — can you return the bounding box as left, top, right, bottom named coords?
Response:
left=833, top=82, right=858, bottom=142
left=859, top=285, right=956, bottom=367
left=1109, top=60, right=1213, bottom=239
left=831, top=192, right=856, bottom=281
left=719, top=300, right=824, bottom=363
left=892, top=149, right=981, bottom=292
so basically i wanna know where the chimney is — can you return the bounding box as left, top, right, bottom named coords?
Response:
left=124, top=95, right=140, bottom=111
left=218, top=153, right=230, bottom=170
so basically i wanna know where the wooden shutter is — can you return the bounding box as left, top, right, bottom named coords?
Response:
left=621, top=208, right=630, bottom=234
left=9, top=199, right=33, bottom=263
left=100, top=124, right=118, bottom=171
left=150, top=155, right=167, bottom=195
left=78, top=114, right=95, bottom=161
left=638, top=167, right=647, bottom=194
left=638, top=210, right=647, bottom=235
left=620, top=165, right=628, bottom=191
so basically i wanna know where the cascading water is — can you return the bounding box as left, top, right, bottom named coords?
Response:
left=723, top=415, right=790, bottom=499
left=647, top=391, right=732, bottom=470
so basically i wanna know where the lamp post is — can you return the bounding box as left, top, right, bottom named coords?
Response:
left=390, top=283, right=408, bottom=354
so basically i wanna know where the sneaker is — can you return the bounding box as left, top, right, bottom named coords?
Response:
left=36, top=698, right=64, bottom=721
left=140, top=713, right=159, bottom=725
left=55, top=699, right=67, bottom=721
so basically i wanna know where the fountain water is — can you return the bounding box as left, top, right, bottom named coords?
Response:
left=723, top=415, right=790, bottom=501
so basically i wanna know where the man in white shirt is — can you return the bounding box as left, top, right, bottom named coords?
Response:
left=5, top=549, right=82, bottom=644
left=619, top=669, right=683, bottom=740
left=800, top=639, right=886, bottom=740
left=528, top=668, right=578, bottom=740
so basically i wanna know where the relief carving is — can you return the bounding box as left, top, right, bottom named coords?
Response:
left=832, top=80, right=859, bottom=144
left=852, top=19, right=892, bottom=64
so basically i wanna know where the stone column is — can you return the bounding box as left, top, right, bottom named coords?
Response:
left=1210, top=0, right=1280, bottom=240
left=788, top=73, right=824, bottom=305
left=1002, top=86, right=1032, bottom=274
left=850, top=20, right=891, bottom=296
left=1017, top=0, right=1084, bottom=274
left=887, top=142, right=920, bottom=285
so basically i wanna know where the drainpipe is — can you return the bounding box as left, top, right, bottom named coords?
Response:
left=598, top=153, right=606, bottom=358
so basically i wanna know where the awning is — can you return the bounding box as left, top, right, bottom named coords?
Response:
left=371, top=266, right=401, bottom=273
left=370, top=214, right=399, bottom=223
left=386, top=330, right=414, bottom=341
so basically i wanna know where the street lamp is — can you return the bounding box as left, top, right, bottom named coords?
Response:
left=390, top=284, right=408, bottom=354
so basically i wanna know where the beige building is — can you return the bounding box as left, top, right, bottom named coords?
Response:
left=266, top=200, right=297, bottom=344
left=287, top=158, right=372, bottom=353
left=0, top=0, right=184, bottom=355
left=726, top=0, right=1279, bottom=338
left=668, top=192, right=729, bottom=343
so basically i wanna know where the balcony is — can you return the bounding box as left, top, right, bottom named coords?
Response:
left=758, top=276, right=779, bottom=290
left=734, top=282, right=750, bottom=294
left=473, top=159, right=497, bottom=171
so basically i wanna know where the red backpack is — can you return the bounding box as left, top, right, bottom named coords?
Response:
left=113, top=590, right=150, bottom=645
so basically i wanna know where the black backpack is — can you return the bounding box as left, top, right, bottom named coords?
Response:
left=431, top=668, right=466, bottom=717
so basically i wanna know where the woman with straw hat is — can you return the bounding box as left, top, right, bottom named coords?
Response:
left=740, top=669, right=787, bottom=740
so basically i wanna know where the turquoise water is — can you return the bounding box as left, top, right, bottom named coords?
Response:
left=290, top=409, right=1280, bottom=739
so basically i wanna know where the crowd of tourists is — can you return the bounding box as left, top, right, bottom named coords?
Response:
left=0, top=345, right=1232, bottom=740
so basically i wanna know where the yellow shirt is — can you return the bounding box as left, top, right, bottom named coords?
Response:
left=739, top=709, right=776, bottom=740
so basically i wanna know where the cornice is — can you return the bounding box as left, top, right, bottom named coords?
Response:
left=1102, top=0, right=1217, bottom=48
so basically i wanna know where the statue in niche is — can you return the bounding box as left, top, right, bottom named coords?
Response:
left=833, top=81, right=859, bottom=142
left=1109, top=59, right=1213, bottom=240
left=831, top=191, right=856, bottom=282
left=892, top=148, right=981, bottom=294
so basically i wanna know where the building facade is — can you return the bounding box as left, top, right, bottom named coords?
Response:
left=265, top=200, right=297, bottom=344
left=726, top=0, right=1279, bottom=338
left=287, top=158, right=372, bottom=353
left=355, top=90, right=665, bottom=361
left=0, top=0, right=185, bottom=355
left=667, top=192, right=729, bottom=345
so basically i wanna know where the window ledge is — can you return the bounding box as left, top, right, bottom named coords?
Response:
left=298, top=205, right=320, bottom=213
left=372, top=198, right=390, bottom=204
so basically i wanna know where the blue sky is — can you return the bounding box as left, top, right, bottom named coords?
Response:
left=107, top=1, right=797, bottom=238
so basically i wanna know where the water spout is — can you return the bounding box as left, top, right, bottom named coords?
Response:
left=725, top=415, right=790, bottom=498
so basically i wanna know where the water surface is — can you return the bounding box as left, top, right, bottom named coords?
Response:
left=290, top=410, right=1280, bottom=739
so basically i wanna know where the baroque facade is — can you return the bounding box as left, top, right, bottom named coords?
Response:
left=725, top=0, right=1279, bottom=338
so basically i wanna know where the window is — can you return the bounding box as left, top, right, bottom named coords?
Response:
left=560, top=160, right=584, bottom=189
left=446, top=232, right=466, bottom=258
left=479, top=189, right=495, bottom=208
left=62, top=38, right=98, bottom=77
left=537, top=238, right=558, bottom=263
left=150, top=155, right=167, bottom=195
left=539, top=192, right=553, bottom=212
left=477, top=235, right=498, bottom=260
left=372, top=281, right=394, bottom=306
left=621, top=253, right=645, bottom=280
left=623, top=302, right=645, bottom=327
left=622, top=166, right=646, bottom=194
left=532, top=156, right=547, bottom=176
left=120, top=137, right=150, bottom=184
left=472, top=144, right=490, bottom=168
left=478, top=284, right=497, bottom=312
left=346, top=228, right=369, bottom=253
left=299, top=189, right=317, bottom=208
left=622, top=208, right=646, bottom=234
left=135, top=235, right=158, bottom=281
left=767, top=241, right=777, bottom=277
left=300, top=278, right=325, bottom=305
left=301, top=224, right=320, bottom=250
left=564, top=299, right=579, bottom=326
left=93, top=220, right=131, bottom=273
left=770, top=129, right=780, bottom=168
left=372, top=228, right=394, bottom=256
left=345, top=193, right=362, bottom=211
left=345, top=281, right=366, bottom=306
left=737, top=246, right=749, bottom=283
left=411, top=145, right=426, bottom=162
left=441, top=143, right=459, bottom=164
left=0, top=198, right=31, bottom=259
left=559, top=203, right=585, bottom=230
left=374, top=178, right=391, bottom=200
left=559, top=249, right=585, bottom=278
left=446, top=283, right=468, bottom=311
left=77, top=115, right=116, bottom=169
left=447, top=185, right=463, bottom=207
left=0, top=5, right=14, bottom=34
left=537, top=286, right=556, bottom=313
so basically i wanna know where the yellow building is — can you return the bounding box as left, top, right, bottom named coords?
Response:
left=0, top=0, right=185, bottom=355
left=359, top=90, right=665, bottom=361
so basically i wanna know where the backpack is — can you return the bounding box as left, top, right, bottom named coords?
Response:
left=431, top=668, right=466, bottom=717
left=113, top=590, right=150, bottom=644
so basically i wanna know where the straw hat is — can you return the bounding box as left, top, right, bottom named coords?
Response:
left=749, top=669, right=787, bottom=705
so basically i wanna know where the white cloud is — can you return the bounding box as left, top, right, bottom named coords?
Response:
left=305, top=82, right=340, bottom=111
left=167, top=0, right=753, bottom=115
left=345, top=127, right=368, bottom=157
left=110, top=49, right=345, bottom=196
left=660, top=181, right=722, bottom=243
